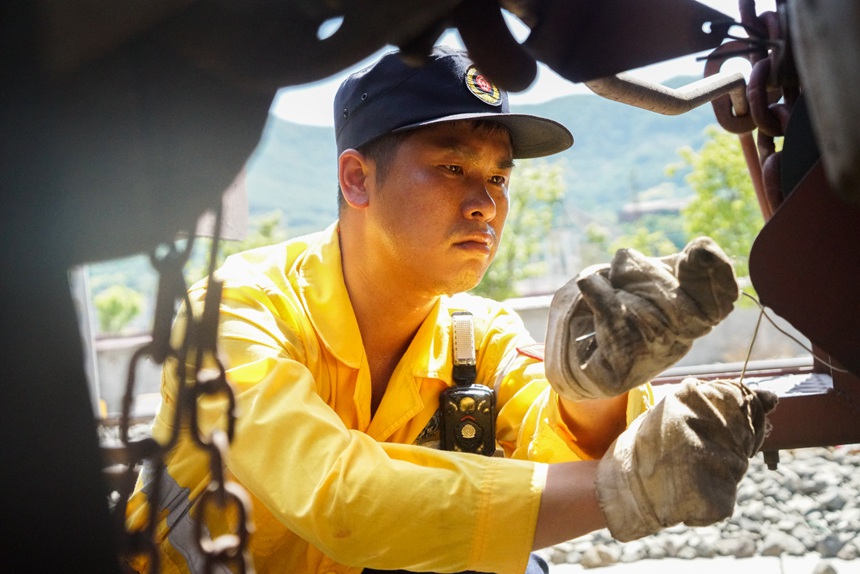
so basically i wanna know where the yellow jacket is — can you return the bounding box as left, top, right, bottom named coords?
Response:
left=127, top=222, right=652, bottom=574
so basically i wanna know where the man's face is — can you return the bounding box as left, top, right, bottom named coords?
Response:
left=364, top=121, right=514, bottom=297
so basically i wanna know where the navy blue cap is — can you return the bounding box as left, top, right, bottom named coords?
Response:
left=334, top=46, right=573, bottom=159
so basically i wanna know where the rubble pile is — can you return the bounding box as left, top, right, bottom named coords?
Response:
left=543, top=445, right=860, bottom=568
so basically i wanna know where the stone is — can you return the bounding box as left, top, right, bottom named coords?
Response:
left=645, top=540, right=667, bottom=560
left=818, top=487, right=848, bottom=511
left=714, top=537, right=756, bottom=558
left=812, top=560, right=838, bottom=574
left=817, top=533, right=847, bottom=558
left=790, top=524, right=819, bottom=551
left=775, top=467, right=802, bottom=491
left=788, top=494, right=819, bottom=516
left=736, top=483, right=759, bottom=503
left=619, top=541, right=647, bottom=563
left=579, top=545, right=619, bottom=569
left=760, top=531, right=807, bottom=556
left=836, top=537, right=860, bottom=560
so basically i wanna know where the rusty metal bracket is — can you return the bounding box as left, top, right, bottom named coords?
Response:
left=654, top=363, right=860, bottom=453
left=749, top=160, right=860, bottom=378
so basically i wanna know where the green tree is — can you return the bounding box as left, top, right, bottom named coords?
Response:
left=671, top=125, right=765, bottom=277
left=471, top=161, right=565, bottom=300
left=581, top=221, right=614, bottom=267
left=221, top=210, right=289, bottom=259
left=185, top=210, right=289, bottom=284
left=608, top=224, right=678, bottom=257
left=94, top=284, right=143, bottom=335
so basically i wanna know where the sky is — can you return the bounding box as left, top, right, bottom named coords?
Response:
left=273, top=0, right=774, bottom=126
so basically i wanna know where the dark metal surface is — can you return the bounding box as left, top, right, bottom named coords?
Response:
left=749, top=161, right=860, bottom=378
left=453, top=0, right=538, bottom=91
left=762, top=369, right=860, bottom=451
left=1, top=0, right=464, bottom=266
left=524, top=0, right=730, bottom=83
left=788, top=0, right=860, bottom=205
left=0, top=3, right=455, bottom=571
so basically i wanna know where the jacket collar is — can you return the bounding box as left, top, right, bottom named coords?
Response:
left=297, top=222, right=452, bottom=380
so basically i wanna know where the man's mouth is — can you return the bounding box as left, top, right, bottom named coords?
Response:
left=455, top=232, right=494, bottom=251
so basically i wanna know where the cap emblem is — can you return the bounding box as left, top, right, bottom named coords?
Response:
left=465, top=66, right=502, bottom=106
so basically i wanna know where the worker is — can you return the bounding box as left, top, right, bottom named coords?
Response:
left=126, top=46, right=776, bottom=574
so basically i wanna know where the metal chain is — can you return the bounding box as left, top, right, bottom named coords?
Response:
left=703, top=0, right=799, bottom=221
left=704, top=40, right=756, bottom=134
left=109, top=204, right=254, bottom=573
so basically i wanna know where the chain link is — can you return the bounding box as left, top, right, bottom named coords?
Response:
left=108, top=204, right=254, bottom=573
left=194, top=432, right=255, bottom=574
left=703, top=0, right=800, bottom=221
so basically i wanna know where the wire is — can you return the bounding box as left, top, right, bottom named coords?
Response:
left=696, top=47, right=760, bottom=62
left=740, top=291, right=850, bottom=374
left=739, top=301, right=765, bottom=385
left=708, top=19, right=775, bottom=46
left=723, top=33, right=778, bottom=48
left=696, top=19, right=777, bottom=63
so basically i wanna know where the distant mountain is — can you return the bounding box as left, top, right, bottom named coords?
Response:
left=245, top=119, right=339, bottom=236
left=244, top=75, right=719, bottom=236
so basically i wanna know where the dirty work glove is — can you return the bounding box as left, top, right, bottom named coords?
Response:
left=545, top=237, right=738, bottom=401
left=595, top=378, right=778, bottom=542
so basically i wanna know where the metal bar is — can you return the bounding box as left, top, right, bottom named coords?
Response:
left=763, top=389, right=860, bottom=450
left=584, top=71, right=748, bottom=116
left=738, top=132, right=771, bottom=220
left=654, top=365, right=860, bottom=451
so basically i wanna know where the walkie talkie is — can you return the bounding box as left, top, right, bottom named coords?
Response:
left=440, top=312, right=496, bottom=455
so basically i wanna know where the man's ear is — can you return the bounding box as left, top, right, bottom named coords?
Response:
left=338, top=149, right=372, bottom=208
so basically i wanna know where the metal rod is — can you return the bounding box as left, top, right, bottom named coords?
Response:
left=584, top=71, right=748, bottom=116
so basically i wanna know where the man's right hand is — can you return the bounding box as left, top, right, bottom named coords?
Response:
left=594, top=378, right=778, bottom=542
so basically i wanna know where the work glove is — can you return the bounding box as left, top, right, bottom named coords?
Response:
left=595, top=378, right=778, bottom=542
left=545, top=237, right=738, bottom=401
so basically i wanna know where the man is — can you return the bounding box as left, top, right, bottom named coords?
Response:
left=127, top=46, right=774, bottom=574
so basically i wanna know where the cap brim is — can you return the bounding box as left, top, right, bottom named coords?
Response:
left=392, top=112, right=573, bottom=159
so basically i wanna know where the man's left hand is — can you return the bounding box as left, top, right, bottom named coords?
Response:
left=545, top=237, right=738, bottom=401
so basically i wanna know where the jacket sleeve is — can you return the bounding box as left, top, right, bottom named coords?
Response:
left=495, top=359, right=653, bottom=462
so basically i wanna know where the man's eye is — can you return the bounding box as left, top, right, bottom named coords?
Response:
left=444, top=165, right=463, bottom=174
left=489, top=175, right=507, bottom=186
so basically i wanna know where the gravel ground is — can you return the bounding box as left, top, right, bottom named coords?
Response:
left=539, top=445, right=860, bottom=569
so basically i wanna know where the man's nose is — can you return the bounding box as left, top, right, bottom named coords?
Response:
left=462, top=181, right=496, bottom=222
